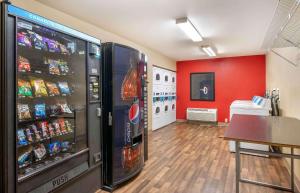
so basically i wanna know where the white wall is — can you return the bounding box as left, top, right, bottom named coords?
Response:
left=10, top=0, right=176, bottom=131
left=266, top=47, right=300, bottom=182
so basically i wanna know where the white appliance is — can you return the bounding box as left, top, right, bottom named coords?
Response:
left=186, top=108, right=217, bottom=122
left=152, top=97, right=162, bottom=119
left=163, top=71, right=171, bottom=86
left=152, top=66, right=177, bottom=131
left=171, top=72, right=176, bottom=85
left=153, top=67, right=162, bottom=85
left=229, top=96, right=271, bottom=153
left=152, top=97, right=164, bottom=130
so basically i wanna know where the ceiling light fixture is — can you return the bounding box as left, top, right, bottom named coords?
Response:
left=176, top=17, right=203, bottom=42
left=201, top=46, right=217, bottom=57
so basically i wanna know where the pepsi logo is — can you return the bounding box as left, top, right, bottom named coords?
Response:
left=129, top=103, right=139, bottom=124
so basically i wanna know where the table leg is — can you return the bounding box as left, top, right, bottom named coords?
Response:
left=291, top=148, right=294, bottom=192
left=236, top=141, right=240, bottom=193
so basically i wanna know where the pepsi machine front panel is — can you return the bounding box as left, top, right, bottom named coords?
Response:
left=112, top=45, right=143, bottom=183
left=102, top=43, right=145, bottom=189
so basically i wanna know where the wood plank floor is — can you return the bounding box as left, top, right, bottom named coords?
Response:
left=97, top=122, right=296, bottom=193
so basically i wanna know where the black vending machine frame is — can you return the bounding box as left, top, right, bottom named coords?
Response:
left=0, top=2, right=103, bottom=193
left=102, top=43, right=147, bottom=191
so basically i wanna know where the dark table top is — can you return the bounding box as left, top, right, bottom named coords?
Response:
left=224, top=114, right=300, bottom=148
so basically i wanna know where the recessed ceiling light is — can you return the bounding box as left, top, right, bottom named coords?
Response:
left=176, top=17, right=203, bottom=42
left=201, top=46, right=217, bottom=57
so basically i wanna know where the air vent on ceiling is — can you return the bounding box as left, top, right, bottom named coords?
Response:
left=262, top=0, right=300, bottom=67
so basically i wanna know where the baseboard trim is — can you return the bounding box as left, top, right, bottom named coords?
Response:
left=176, top=119, right=187, bottom=122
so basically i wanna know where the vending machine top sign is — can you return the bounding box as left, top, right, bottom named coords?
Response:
left=8, top=5, right=100, bottom=44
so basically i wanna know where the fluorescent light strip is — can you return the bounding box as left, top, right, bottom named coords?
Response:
left=176, top=18, right=203, bottom=42
left=202, top=46, right=216, bottom=57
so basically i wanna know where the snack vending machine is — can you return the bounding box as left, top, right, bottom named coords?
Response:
left=1, top=3, right=102, bottom=193
left=102, top=43, right=147, bottom=190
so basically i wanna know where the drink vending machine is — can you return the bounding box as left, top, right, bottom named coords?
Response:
left=0, top=2, right=103, bottom=193
left=102, top=43, right=147, bottom=191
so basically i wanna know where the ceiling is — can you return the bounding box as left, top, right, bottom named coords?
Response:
left=37, top=0, right=278, bottom=61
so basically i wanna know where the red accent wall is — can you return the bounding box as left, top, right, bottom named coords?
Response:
left=176, top=55, right=266, bottom=122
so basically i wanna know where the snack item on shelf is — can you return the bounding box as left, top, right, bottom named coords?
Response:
left=43, top=38, right=60, bottom=53
left=18, top=147, right=32, bottom=168
left=18, top=56, right=31, bottom=72
left=59, top=43, right=70, bottom=55
left=18, top=79, right=33, bottom=98
left=65, top=120, right=73, bottom=133
left=30, top=78, right=48, bottom=97
left=34, top=103, right=46, bottom=119
left=46, top=82, right=60, bottom=96
left=52, top=120, right=62, bottom=136
left=67, top=42, right=76, bottom=54
left=17, top=129, right=28, bottom=146
left=58, top=118, right=67, bottom=134
left=58, top=61, right=69, bottom=75
left=17, top=32, right=32, bottom=47
left=48, top=60, right=61, bottom=75
left=34, top=144, right=47, bottom=161
left=31, top=124, right=42, bottom=142
left=57, top=82, right=71, bottom=95
left=59, top=103, right=72, bottom=114
left=48, top=142, right=61, bottom=156
left=49, top=105, right=61, bottom=116
left=38, top=121, right=49, bottom=139
left=48, top=123, right=56, bottom=137
left=28, top=31, right=47, bottom=51
left=25, top=127, right=34, bottom=143
left=61, top=141, right=71, bottom=152
left=121, top=68, right=138, bottom=100
left=18, top=104, right=31, bottom=120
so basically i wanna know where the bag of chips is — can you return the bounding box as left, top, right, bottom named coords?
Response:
left=48, top=142, right=61, bottom=156
left=58, top=118, right=67, bottom=134
left=48, top=123, right=56, bottom=137
left=38, top=121, right=49, bottom=139
left=18, top=79, right=33, bottom=98
left=46, top=82, right=60, bottom=96
left=43, top=38, right=60, bottom=53
left=34, top=143, right=47, bottom=161
left=25, top=127, right=34, bottom=143
left=18, top=56, right=31, bottom=72
left=61, top=141, right=71, bottom=152
left=17, top=129, right=28, bottom=146
left=17, top=32, right=32, bottom=47
left=58, top=61, right=69, bottom=75
left=18, top=104, right=31, bottom=121
left=48, top=60, right=60, bottom=75
left=57, top=82, right=71, bottom=95
left=59, top=43, right=70, bottom=55
left=65, top=120, right=73, bottom=133
left=31, top=124, right=41, bottom=141
left=18, top=147, right=32, bottom=168
left=28, top=31, right=47, bottom=51
left=34, top=103, right=46, bottom=119
left=59, top=103, right=72, bottom=114
left=49, top=105, right=61, bottom=116
left=30, top=78, right=48, bottom=97
left=52, top=120, right=62, bottom=136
